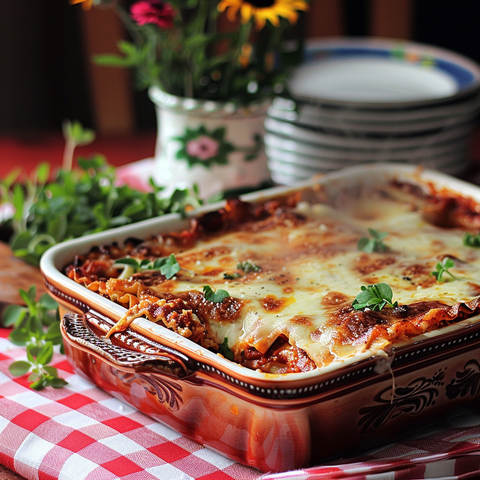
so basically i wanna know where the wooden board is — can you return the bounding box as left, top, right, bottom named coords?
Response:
left=0, top=242, right=47, bottom=306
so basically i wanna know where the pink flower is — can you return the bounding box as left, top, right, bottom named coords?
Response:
left=130, top=0, right=175, bottom=29
left=186, top=136, right=220, bottom=161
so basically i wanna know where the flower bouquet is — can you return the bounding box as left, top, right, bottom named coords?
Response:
left=71, top=0, right=309, bottom=103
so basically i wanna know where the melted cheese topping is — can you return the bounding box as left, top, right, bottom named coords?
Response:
left=66, top=188, right=480, bottom=373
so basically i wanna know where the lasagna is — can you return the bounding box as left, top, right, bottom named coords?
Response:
left=64, top=179, right=480, bottom=374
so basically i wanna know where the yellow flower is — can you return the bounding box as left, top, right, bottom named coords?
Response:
left=218, top=0, right=308, bottom=30
left=70, top=0, right=94, bottom=11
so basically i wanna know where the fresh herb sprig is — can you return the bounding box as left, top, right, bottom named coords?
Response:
left=237, top=260, right=262, bottom=273
left=431, top=257, right=458, bottom=282
left=5, top=286, right=67, bottom=390
left=115, top=254, right=180, bottom=280
left=1, top=158, right=202, bottom=267
left=352, top=283, right=398, bottom=312
left=357, top=228, right=389, bottom=253
left=464, top=232, right=480, bottom=248
left=224, top=260, right=262, bottom=280
left=203, top=285, right=230, bottom=303
left=223, top=272, right=241, bottom=280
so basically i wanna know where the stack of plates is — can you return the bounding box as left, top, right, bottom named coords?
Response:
left=265, top=38, right=480, bottom=185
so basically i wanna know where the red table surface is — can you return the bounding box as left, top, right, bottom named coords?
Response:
left=0, top=130, right=157, bottom=179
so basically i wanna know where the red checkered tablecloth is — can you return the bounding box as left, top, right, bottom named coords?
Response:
left=3, top=326, right=480, bottom=480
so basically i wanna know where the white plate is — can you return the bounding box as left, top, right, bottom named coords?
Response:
left=265, top=144, right=470, bottom=169
left=264, top=132, right=471, bottom=163
left=267, top=103, right=479, bottom=135
left=273, top=94, right=480, bottom=125
left=289, top=37, right=480, bottom=107
left=265, top=117, right=474, bottom=150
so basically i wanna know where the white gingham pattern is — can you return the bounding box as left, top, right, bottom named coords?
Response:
left=2, top=326, right=480, bottom=480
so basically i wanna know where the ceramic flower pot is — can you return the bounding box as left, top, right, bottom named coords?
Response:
left=149, top=86, right=272, bottom=198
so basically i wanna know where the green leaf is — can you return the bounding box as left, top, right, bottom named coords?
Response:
left=28, top=371, right=40, bottom=382
left=63, top=120, right=96, bottom=147
left=30, top=378, right=47, bottom=390
left=115, top=257, right=140, bottom=267
left=47, top=377, right=68, bottom=389
left=45, top=322, right=63, bottom=346
left=47, top=214, right=68, bottom=242
left=464, top=232, right=480, bottom=248
left=8, top=360, right=32, bottom=377
left=11, top=184, right=25, bottom=223
left=160, top=254, right=180, bottom=279
left=358, top=229, right=389, bottom=253
left=352, top=283, right=398, bottom=312
left=2, top=304, right=27, bottom=327
left=27, top=343, right=40, bottom=362
left=8, top=327, right=31, bottom=346
left=431, top=257, right=458, bottom=282
left=203, top=285, right=230, bottom=303
left=34, top=162, right=51, bottom=184
left=36, top=342, right=54, bottom=365
left=237, top=260, right=261, bottom=273
left=224, top=272, right=241, bottom=280
left=43, top=366, right=58, bottom=377
left=39, top=293, right=59, bottom=310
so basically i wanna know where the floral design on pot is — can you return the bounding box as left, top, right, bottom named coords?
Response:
left=175, top=126, right=232, bottom=168
left=173, top=125, right=262, bottom=168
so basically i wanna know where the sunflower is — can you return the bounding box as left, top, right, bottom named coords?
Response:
left=70, top=0, right=94, bottom=10
left=218, top=0, right=308, bottom=30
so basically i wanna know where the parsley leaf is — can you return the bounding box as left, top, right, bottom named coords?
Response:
left=352, top=283, right=398, bottom=312
left=159, top=253, right=181, bottom=279
left=203, top=285, right=229, bottom=303
left=357, top=228, right=389, bottom=253
left=431, top=257, right=458, bottom=282
left=223, top=272, right=241, bottom=280
left=115, top=253, right=180, bottom=280
left=218, top=337, right=234, bottom=361
left=237, top=260, right=261, bottom=273
left=5, top=286, right=67, bottom=390
left=464, top=232, right=480, bottom=248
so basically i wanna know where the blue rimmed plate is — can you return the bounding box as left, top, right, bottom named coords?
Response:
left=289, top=37, right=480, bottom=108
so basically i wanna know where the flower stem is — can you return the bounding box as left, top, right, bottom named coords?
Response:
left=220, top=20, right=252, bottom=98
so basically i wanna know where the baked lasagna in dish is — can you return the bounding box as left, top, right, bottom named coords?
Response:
left=64, top=178, right=480, bottom=375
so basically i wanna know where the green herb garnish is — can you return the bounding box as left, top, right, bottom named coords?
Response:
left=237, top=260, right=261, bottom=273
left=357, top=228, right=389, bottom=253
left=431, top=257, right=458, bottom=282
left=218, top=337, right=234, bottom=361
left=5, top=286, right=67, bottom=390
left=203, top=285, right=230, bottom=303
left=464, top=232, right=480, bottom=248
left=1, top=156, right=202, bottom=267
left=115, top=253, right=180, bottom=280
left=223, top=272, right=241, bottom=280
left=158, top=254, right=181, bottom=279
left=352, top=283, right=398, bottom=312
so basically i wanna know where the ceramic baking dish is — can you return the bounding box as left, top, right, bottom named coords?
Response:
left=40, top=164, right=480, bottom=472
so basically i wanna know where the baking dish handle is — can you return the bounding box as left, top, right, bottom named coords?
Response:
left=61, top=312, right=194, bottom=377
